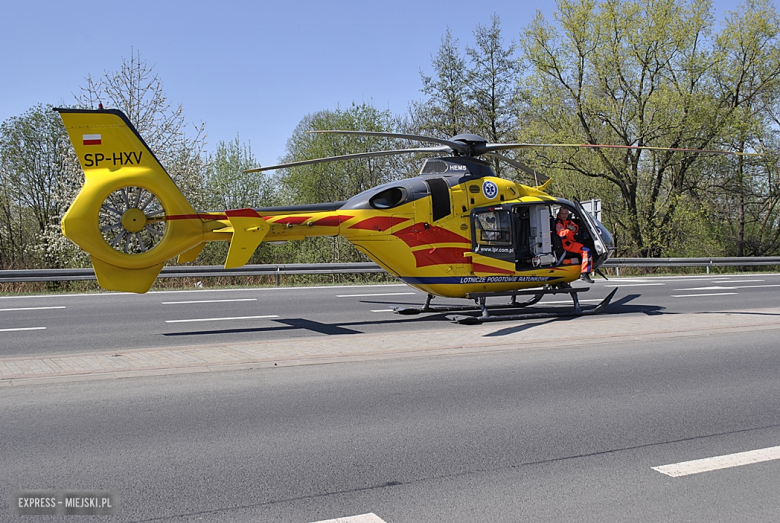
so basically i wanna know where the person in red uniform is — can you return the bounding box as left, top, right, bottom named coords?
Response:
left=555, top=207, right=594, bottom=283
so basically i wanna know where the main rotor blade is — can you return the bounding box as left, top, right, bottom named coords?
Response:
left=557, top=143, right=760, bottom=156
left=483, top=143, right=537, bottom=153
left=484, top=142, right=759, bottom=156
left=484, top=152, right=549, bottom=184
left=246, top=146, right=452, bottom=173
left=308, top=130, right=471, bottom=155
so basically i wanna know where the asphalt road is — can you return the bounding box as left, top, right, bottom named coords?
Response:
left=3, top=272, right=780, bottom=358
left=2, top=273, right=780, bottom=522
left=2, top=324, right=780, bottom=522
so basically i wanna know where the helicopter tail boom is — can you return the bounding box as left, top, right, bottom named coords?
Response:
left=55, top=109, right=365, bottom=291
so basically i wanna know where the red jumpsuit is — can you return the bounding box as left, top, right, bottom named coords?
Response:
left=556, top=218, right=592, bottom=275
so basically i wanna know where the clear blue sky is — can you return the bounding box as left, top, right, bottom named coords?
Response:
left=1, top=0, right=753, bottom=165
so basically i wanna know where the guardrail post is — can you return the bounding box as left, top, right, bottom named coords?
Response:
left=276, top=266, right=280, bottom=287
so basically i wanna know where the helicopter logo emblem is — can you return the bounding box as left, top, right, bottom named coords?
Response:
left=482, top=180, right=499, bottom=200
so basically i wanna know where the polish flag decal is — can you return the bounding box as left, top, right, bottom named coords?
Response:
left=82, top=134, right=102, bottom=146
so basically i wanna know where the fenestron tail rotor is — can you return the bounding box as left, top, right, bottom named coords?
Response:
left=98, top=186, right=166, bottom=254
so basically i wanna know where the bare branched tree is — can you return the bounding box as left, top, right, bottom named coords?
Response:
left=74, top=49, right=208, bottom=208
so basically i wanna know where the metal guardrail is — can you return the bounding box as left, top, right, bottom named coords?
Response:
left=602, top=257, right=780, bottom=276
left=0, top=263, right=385, bottom=284
left=2, top=258, right=780, bottom=284
left=603, top=257, right=780, bottom=267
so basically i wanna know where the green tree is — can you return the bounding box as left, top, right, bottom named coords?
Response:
left=705, top=0, right=780, bottom=256
left=278, top=103, right=401, bottom=204
left=0, top=104, right=85, bottom=269
left=205, top=137, right=275, bottom=210
left=518, top=0, right=780, bottom=257
left=275, top=103, right=399, bottom=263
left=465, top=14, right=521, bottom=176
left=414, top=28, right=471, bottom=138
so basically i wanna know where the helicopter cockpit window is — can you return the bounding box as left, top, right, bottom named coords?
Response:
left=369, top=187, right=408, bottom=209
left=474, top=210, right=511, bottom=246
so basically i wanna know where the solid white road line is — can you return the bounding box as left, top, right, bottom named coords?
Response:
left=165, top=315, right=279, bottom=323
left=161, top=299, right=257, bottom=304
left=653, top=445, right=780, bottom=477
left=336, top=292, right=417, bottom=298
left=0, top=327, right=46, bottom=332
left=310, top=514, right=387, bottom=523
left=0, top=306, right=66, bottom=312
left=712, top=279, right=764, bottom=283
left=671, top=293, right=738, bottom=298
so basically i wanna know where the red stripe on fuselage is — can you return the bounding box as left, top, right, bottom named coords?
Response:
left=348, top=216, right=411, bottom=231
left=413, top=247, right=470, bottom=268
left=310, top=215, right=353, bottom=227
left=393, top=223, right=470, bottom=248
left=269, top=216, right=311, bottom=225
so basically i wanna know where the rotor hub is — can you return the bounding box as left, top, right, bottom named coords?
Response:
left=121, top=207, right=148, bottom=233
left=449, top=134, right=488, bottom=157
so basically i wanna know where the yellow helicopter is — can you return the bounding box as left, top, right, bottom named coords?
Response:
left=56, top=107, right=620, bottom=324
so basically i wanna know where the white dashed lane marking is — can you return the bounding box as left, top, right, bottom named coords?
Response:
left=161, top=299, right=257, bottom=304
left=0, top=306, right=66, bottom=312
left=604, top=283, right=665, bottom=287
left=653, top=446, right=780, bottom=477
left=0, top=307, right=61, bottom=333
left=165, top=315, right=279, bottom=323
left=337, top=293, right=417, bottom=298
left=671, top=293, right=738, bottom=298
left=310, top=514, right=387, bottom=523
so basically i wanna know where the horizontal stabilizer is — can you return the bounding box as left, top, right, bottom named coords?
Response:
left=225, top=211, right=271, bottom=269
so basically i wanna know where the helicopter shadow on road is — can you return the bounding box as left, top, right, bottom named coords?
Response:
left=604, top=293, right=667, bottom=316
left=481, top=293, right=667, bottom=337
left=160, top=294, right=667, bottom=338
left=160, top=310, right=458, bottom=338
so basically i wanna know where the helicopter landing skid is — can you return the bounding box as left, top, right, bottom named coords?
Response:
left=393, top=285, right=606, bottom=317
left=393, top=288, right=550, bottom=316
left=447, top=288, right=618, bottom=325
